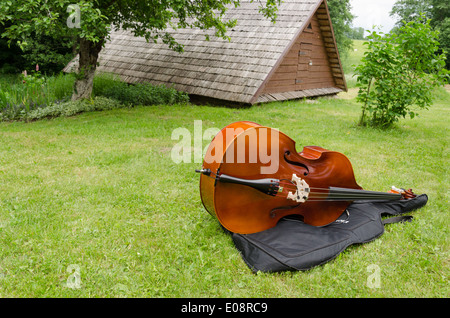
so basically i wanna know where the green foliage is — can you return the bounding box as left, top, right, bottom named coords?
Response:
left=0, top=27, right=24, bottom=74
left=93, top=73, right=189, bottom=106
left=430, top=0, right=450, bottom=69
left=46, top=72, right=77, bottom=101
left=26, top=96, right=123, bottom=120
left=18, top=35, right=75, bottom=75
left=347, top=27, right=366, bottom=40
left=354, top=17, right=448, bottom=128
left=390, top=0, right=450, bottom=69
left=390, top=0, right=433, bottom=27
left=0, top=72, right=74, bottom=120
left=0, top=22, right=75, bottom=75
left=21, top=67, right=46, bottom=93
left=0, top=0, right=108, bottom=48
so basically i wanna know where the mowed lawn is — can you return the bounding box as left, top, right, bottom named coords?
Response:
left=0, top=85, right=448, bottom=297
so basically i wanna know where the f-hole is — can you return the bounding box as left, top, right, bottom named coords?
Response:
left=284, top=151, right=309, bottom=176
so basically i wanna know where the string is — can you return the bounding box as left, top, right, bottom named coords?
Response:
left=277, top=182, right=397, bottom=195
left=203, top=174, right=371, bottom=197
left=278, top=182, right=356, bottom=192
left=204, top=173, right=401, bottom=201
left=276, top=189, right=398, bottom=197
left=275, top=182, right=400, bottom=201
left=274, top=194, right=399, bottom=201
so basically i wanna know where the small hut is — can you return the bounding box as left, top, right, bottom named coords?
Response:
left=65, top=0, right=347, bottom=104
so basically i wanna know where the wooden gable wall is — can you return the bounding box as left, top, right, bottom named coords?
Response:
left=258, top=2, right=346, bottom=98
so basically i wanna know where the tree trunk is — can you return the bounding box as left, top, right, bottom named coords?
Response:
left=72, top=37, right=104, bottom=101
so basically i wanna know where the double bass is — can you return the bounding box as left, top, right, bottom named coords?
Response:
left=196, top=121, right=415, bottom=234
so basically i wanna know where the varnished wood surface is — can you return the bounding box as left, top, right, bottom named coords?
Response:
left=199, top=122, right=362, bottom=234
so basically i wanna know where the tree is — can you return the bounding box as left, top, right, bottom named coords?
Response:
left=430, top=0, right=450, bottom=69
left=390, top=0, right=433, bottom=27
left=0, top=24, right=23, bottom=74
left=327, top=0, right=354, bottom=56
left=354, top=17, right=448, bottom=128
left=390, top=0, right=449, bottom=70
left=347, top=27, right=365, bottom=40
left=0, top=0, right=281, bottom=100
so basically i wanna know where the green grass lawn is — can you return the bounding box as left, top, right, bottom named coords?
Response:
left=341, top=39, right=366, bottom=88
left=343, top=39, right=366, bottom=71
left=0, top=83, right=448, bottom=298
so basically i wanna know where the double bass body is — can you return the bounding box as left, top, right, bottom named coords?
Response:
left=198, top=121, right=362, bottom=234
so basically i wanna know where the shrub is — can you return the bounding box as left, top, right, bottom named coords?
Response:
left=93, top=73, right=189, bottom=106
left=0, top=100, right=48, bottom=121
left=355, top=16, right=449, bottom=128
left=25, top=97, right=123, bottom=121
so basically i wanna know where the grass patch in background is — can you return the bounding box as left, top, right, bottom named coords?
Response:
left=0, top=85, right=448, bottom=297
left=342, top=39, right=366, bottom=88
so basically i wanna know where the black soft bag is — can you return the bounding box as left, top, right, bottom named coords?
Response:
left=230, top=194, right=428, bottom=273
